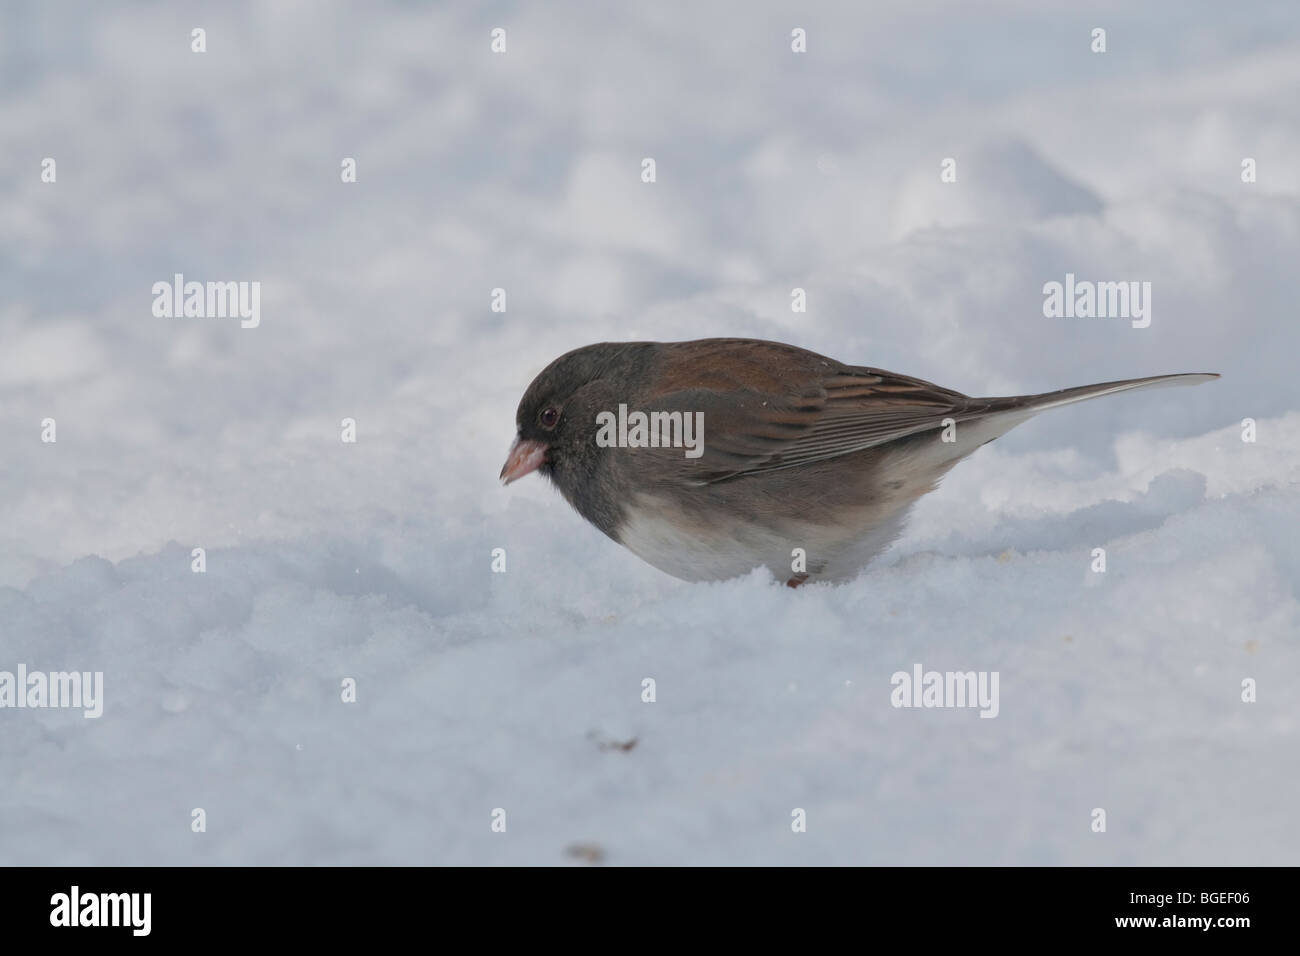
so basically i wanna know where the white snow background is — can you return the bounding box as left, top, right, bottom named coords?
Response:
left=2, top=0, right=1298, bottom=865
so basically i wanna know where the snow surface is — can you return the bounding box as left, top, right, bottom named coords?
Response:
left=2, top=0, right=1298, bottom=865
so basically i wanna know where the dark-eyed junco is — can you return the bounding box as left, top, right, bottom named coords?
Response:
left=501, top=338, right=1217, bottom=585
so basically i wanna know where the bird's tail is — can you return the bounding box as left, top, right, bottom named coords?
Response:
left=989, top=372, right=1220, bottom=415
left=920, top=372, right=1220, bottom=462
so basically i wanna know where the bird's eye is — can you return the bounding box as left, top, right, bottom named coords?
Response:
left=539, top=407, right=560, bottom=429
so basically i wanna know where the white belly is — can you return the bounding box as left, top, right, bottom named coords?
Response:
left=610, top=407, right=1041, bottom=584
left=616, top=495, right=913, bottom=584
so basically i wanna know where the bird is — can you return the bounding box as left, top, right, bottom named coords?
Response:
left=500, top=338, right=1217, bottom=586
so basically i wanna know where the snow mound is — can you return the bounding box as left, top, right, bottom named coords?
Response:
left=891, top=140, right=1103, bottom=239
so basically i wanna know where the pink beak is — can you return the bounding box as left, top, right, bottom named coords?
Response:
left=500, top=438, right=548, bottom=485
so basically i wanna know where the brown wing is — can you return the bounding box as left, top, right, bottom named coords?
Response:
left=639, top=339, right=981, bottom=483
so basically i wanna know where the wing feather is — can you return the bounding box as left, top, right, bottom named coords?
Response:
left=637, top=340, right=976, bottom=483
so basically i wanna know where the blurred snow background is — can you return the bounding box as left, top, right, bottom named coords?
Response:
left=1, top=0, right=1298, bottom=864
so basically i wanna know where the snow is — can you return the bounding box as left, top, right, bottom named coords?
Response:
left=2, top=0, right=1298, bottom=864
